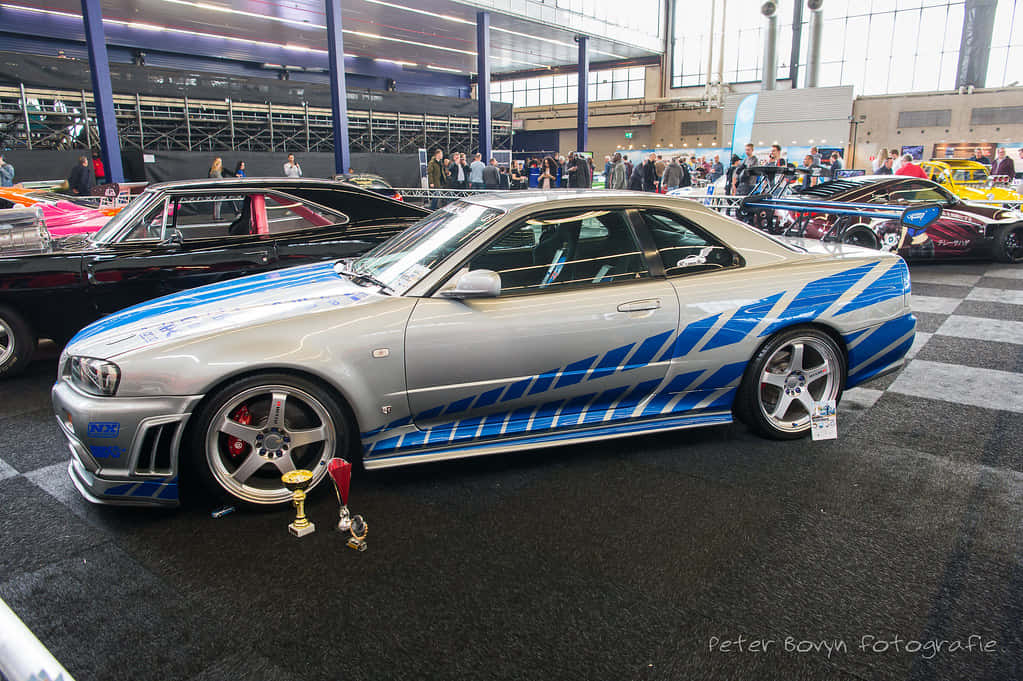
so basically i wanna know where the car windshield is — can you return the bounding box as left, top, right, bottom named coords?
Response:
left=952, top=169, right=989, bottom=185
left=350, top=201, right=504, bottom=294
left=89, top=189, right=158, bottom=243
left=25, top=191, right=97, bottom=208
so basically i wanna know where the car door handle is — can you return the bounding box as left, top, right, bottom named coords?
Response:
left=617, top=299, right=661, bottom=313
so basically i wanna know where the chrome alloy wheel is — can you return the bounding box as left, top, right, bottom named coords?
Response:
left=0, top=318, right=13, bottom=367
left=757, top=335, right=841, bottom=434
left=204, top=384, right=337, bottom=505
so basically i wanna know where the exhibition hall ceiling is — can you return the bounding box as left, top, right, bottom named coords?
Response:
left=9, top=0, right=658, bottom=74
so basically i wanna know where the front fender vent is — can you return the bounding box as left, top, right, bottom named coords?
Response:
left=133, top=421, right=179, bottom=476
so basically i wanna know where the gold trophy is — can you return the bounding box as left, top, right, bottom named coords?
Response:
left=282, top=469, right=316, bottom=537
left=347, top=515, right=368, bottom=552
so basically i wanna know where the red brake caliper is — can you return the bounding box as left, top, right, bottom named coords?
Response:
left=227, top=405, right=253, bottom=458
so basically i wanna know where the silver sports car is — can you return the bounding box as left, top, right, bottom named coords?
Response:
left=52, top=191, right=915, bottom=507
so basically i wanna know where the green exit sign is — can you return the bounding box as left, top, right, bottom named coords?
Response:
left=624, top=131, right=633, bottom=139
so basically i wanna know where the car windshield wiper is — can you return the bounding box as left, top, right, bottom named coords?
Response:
left=334, top=261, right=394, bottom=294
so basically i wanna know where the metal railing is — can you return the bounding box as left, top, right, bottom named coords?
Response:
left=0, top=84, right=512, bottom=155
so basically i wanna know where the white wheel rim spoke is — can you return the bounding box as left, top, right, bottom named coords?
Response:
left=205, top=384, right=337, bottom=504
left=758, top=335, right=841, bottom=433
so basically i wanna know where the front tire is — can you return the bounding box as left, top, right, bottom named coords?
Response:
left=735, top=327, right=845, bottom=440
left=0, top=305, right=36, bottom=379
left=189, top=373, right=350, bottom=506
left=994, top=223, right=1023, bottom=264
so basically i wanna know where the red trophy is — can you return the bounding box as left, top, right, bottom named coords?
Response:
left=327, top=458, right=352, bottom=532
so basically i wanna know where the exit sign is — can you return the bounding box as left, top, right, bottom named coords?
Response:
left=624, top=131, right=633, bottom=139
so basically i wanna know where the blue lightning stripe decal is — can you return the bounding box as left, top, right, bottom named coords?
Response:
left=835, top=261, right=909, bottom=316
left=760, top=262, right=877, bottom=337
left=660, top=313, right=722, bottom=361
left=703, top=292, right=784, bottom=351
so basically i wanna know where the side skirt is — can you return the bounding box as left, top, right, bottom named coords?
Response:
left=363, top=410, right=733, bottom=469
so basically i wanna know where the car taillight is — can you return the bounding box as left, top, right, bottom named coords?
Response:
left=394, top=193, right=403, bottom=201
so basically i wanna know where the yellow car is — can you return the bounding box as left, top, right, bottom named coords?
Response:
left=920, top=159, right=1022, bottom=203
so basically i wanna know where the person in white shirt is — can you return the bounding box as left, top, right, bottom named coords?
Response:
left=283, top=154, right=302, bottom=178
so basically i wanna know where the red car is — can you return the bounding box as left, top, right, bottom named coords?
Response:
left=0, top=187, right=119, bottom=237
left=777, top=176, right=1023, bottom=263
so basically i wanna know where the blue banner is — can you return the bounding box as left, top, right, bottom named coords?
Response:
left=731, top=94, right=759, bottom=159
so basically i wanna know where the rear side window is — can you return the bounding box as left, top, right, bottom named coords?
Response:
left=637, top=210, right=739, bottom=276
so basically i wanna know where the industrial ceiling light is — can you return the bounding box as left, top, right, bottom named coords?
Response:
left=426, top=65, right=463, bottom=73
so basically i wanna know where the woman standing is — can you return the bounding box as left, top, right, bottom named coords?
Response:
left=234, top=161, right=246, bottom=178
left=209, top=157, right=224, bottom=220
left=539, top=157, right=557, bottom=190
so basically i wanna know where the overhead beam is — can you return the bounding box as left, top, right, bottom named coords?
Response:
left=476, top=11, right=492, bottom=161
left=80, top=0, right=124, bottom=183
left=324, top=0, right=351, bottom=174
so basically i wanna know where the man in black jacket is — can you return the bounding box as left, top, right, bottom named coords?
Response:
left=642, top=154, right=657, bottom=192
left=68, top=155, right=93, bottom=196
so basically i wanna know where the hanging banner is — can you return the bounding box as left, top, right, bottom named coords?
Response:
left=731, top=93, right=759, bottom=160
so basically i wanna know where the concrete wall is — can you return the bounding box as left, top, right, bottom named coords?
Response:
left=850, top=88, right=1023, bottom=169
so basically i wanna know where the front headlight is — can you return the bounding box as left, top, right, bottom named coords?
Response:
left=67, top=356, right=120, bottom=396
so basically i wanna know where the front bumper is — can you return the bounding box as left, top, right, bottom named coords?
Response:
left=51, top=380, right=204, bottom=507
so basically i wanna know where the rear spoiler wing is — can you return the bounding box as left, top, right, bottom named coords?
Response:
left=740, top=196, right=944, bottom=228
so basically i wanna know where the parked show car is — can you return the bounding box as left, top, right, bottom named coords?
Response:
left=0, top=178, right=428, bottom=377
left=335, top=174, right=404, bottom=201
left=744, top=174, right=1023, bottom=263
left=919, top=159, right=1023, bottom=204
left=0, top=186, right=119, bottom=237
left=53, top=191, right=914, bottom=508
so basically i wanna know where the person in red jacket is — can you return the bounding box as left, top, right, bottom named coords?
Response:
left=91, top=150, right=105, bottom=185
left=895, top=154, right=927, bottom=179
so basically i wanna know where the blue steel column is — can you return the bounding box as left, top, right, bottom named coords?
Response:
left=476, top=11, right=492, bottom=161
left=576, top=36, right=588, bottom=152
left=325, top=0, right=351, bottom=175
left=80, top=0, right=123, bottom=183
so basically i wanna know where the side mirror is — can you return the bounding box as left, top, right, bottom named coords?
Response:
left=439, top=269, right=501, bottom=299
left=161, top=229, right=183, bottom=247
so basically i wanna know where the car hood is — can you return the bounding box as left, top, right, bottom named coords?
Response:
left=65, top=260, right=386, bottom=358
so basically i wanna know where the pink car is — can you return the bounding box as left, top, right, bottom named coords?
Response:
left=0, top=188, right=120, bottom=236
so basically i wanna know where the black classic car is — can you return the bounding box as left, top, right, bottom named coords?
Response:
left=0, top=178, right=428, bottom=377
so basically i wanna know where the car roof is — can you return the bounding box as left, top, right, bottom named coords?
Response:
left=144, top=177, right=350, bottom=192
left=461, top=189, right=724, bottom=216
left=793, top=175, right=905, bottom=199
left=925, top=159, right=986, bottom=169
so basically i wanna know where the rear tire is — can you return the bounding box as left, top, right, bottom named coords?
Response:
left=994, top=223, right=1023, bottom=264
left=0, top=305, right=36, bottom=379
left=735, top=327, right=845, bottom=440
left=841, top=224, right=880, bottom=250
left=188, top=372, right=351, bottom=507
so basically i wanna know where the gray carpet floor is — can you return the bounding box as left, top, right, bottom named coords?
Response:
left=1, top=260, right=1020, bottom=681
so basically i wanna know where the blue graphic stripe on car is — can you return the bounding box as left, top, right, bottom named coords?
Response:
left=71, top=261, right=340, bottom=344
left=660, top=313, right=722, bottom=361
left=759, top=262, right=877, bottom=338
left=835, top=261, right=909, bottom=316
left=703, top=292, right=785, bottom=351
left=372, top=410, right=735, bottom=460
left=588, top=343, right=635, bottom=381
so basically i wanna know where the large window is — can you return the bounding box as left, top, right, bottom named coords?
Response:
left=554, top=0, right=661, bottom=37
left=671, top=0, right=967, bottom=96
left=492, top=67, right=646, bottom=108
left=988, top=0, right=1023, bottom=88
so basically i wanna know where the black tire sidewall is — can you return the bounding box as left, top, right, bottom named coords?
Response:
left=0, top=304, right=36, bottom=378
left=995, top=224, right=1023, bottom=264
left=842, top=225, right=880, bottom=250
left=735, top=326, right=846, bottom=440
left=187, top=372, right=352, bottom=508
